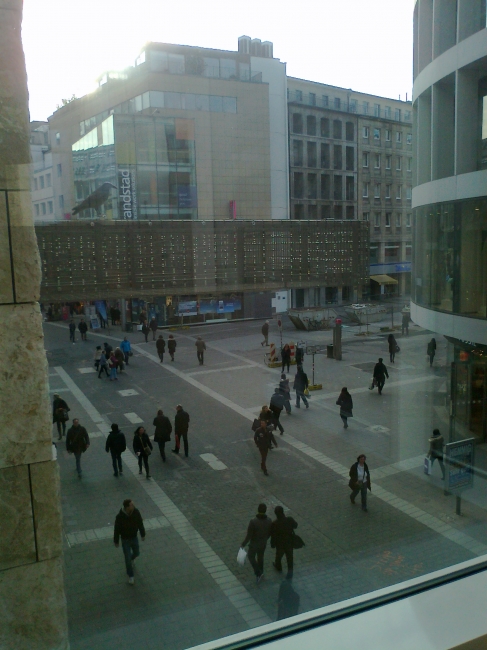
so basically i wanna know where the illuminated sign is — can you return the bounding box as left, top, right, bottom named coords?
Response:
left=118, top=169, right=138, bottom=220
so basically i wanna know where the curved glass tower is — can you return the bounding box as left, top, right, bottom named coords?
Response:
left=412, top=1, right=487, bottom=441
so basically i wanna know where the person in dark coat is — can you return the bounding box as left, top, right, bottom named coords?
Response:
left=168, top=334, right=177, bottom=361
left=293, top=366, right=309, bottom=408
left=254, top=420, right=277, bottom=476
left=149, top=317, right=158, bottom=340
left=258, top=406, right=274, bottom=443
left=195, top=337, right=206, bottom=365
left=78, top=318, right=88, bottom=341
left=270, top=506, right=298, bottom=579
left=336, top=387, right=353, bottom=429
left=261, top=320, right=269, bottom=347
left=388, top=333, right=398, bottom=363
left=114, top=499, right=146, bottom=585
left=349, top=454, right=371, bottom=512
left=103, top=342, right=113, bottom=357
left=66, top=419, right=90, bottom=478
left=98, top=350, right=109, bottom=378
left=427, top=428, right=445, bottom=479
left=105, top=423, right=126, bottom=477
left=279, top=373, right=292, bottom=414
left=281, top=344, right=291, bottom=373
left=173, top=405, right=190, bottom=456
left=141, top=320, right=150, bottom=343
left=114, top=347, right=124, bottom=373
left=133, top=426, right=152, bottom=479
left=52, top=393, right=70, bottom=440
left=153, top=409, right=172, bottom=461
left=373, top=358, right=389, bottom=395
left=156, top=335, right=165, bottom=363
left=402, top=311, right=410, bottom=335
left=295, top=346, right=304, bottom=367
left=69, top=319, right=76, bottom=343
left=427, top=338, right=437, bottom=367
left=270, top=388, right=285, bottom=435
left=240, top=503, right=273, bottom=583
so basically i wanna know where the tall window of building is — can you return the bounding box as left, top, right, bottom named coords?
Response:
left=307, top=115, right=316, bottom=135
left=321, top=204, right=331, bottom=219
left=295, top=90, right=303, bottom=102
left=362, top=101, right=369, bottom=115
left=308, top=173, right=317, bottom=199
left=59, top=195, right=64, bottom=209
left=385, top=243, right=400, bottom=262
left=374, top=183, right=381, bottom=199
left=322, top=95, right=329, bottom=108
left=374, top=103, right=380, bottom=117
left=363, top=182, right=369, bottom=198
left=33, top=177, right=38, bottom=191
left=333, top=145, right=342, bottom=169
left=346, top=205, right=354, bottom=219
left=349, top=99, right=357, bottom=113
left=406, top=212, right=412, bottom=227
left=345, top=122, right=354, bottom=141
left=374, top=128, right=380, bottom=140
left=362, top=211, right=370, bottom=221
left=374, top=212, right=381, bottom=227
left=385, top=129, right=391, bottom=141
left=34, top=203, right=39, bottom=216
left=395, top=108, right=401, bottom=121
left=396, top=131, right=402, bottom=143
left=346, top=176, right=355, bottom=200
left=385, top=212, right=391, bottom=227
left=307, top=141, right=317, bottom=167
left=334, top=204, right=343, bottom=219
left=396, top=156, right=402, bottom=171
left=396, top=184, right=402, bottom=199
left=41, top=202, right=46, bottom=215
left=294, top=172, right=304, bottom=198
left=55, top=132, right=60, bottom=145
left=333, top=175, right=343, bottom=200
left=321, top=143, right=330, bottom=168
left=363, top=126, right=369, bottom=139
left=396, top=213, right=402, bottom=228
left=362, top=152, right=369, bottom=167
left=220, top=58, right=236, bottom=79
left=294, top=204, right=304, bottom=219
left=406, top=186, right=412, bottom=200
left=293, top=114, right=303, bottom=134
left=57, top=163, right=62, bottom=177
left=309, top=92, right=316, bottom=106
left=334, top=97, right=341, bottom=110
left=386, top=155, right=392, bottom=169
left=308, top=204, right=317, bottom=218
left=406, top=133, right=412, bottom=144
left=374, top=153, right=381, bottom=169
left=46, top=173, right=51, bottom=187
left=385, top=106, right=391, bottom=119
left=385, top=184, right=391, bottom=199
left=293, top=140, right=303, bottom=166
left=370, top=244, right=379, bottom=263
left=321, top=174, right=330, bottom=199
left=39, top=175, right=45, bottom=189
left=48, top=201, right=53, bottom=214
left=333, top=120, right=342, bottom=139
left=407, top=157, right=412, bottom=171
left=321, top=118, right=330, bottom=137
left=345, top=146, right=354, bottom=170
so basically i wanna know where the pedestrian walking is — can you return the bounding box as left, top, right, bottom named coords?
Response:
left=139, top=309, right=147, bottom=324
left=141, top=320, right=150, bottom=343
left=156, top=335, right=165, bottom=363
left=427, top=338, right=437, bottom=367
left=105, top=423, right=126, bottom=477
left=78, top=318, right=88, bottom=341
left=97, top=310, right=106, bottom=329
left=114, top=499, right=146, bottom=585
left=258, top=405, right=274, bottom=431
left=349, top=454, right=371, bottom=512
left=240, top=503, right=273, bottom=583
left=173, top=404, right=190, bottom=456
left=94, top=345, right=103, bottom=371
left=427, top=428, right=445, bottom=479
left=168, top=334, right=177, bottom=361
left=133, top=426, right=152, bottom=479
left=149, top=317, right=158, bottom=340
left=373, top=358, right=389, bottom=395
left=402, top=311, right=410, bottom=336
left=295, top=346, right=304, bottom=367
left=109, top=352, right=119, bottom=381
left=281, top=344, right=291, bottom=373
left=120, top=336, right=132, bottom=365
left=270, top=388, right=285, bottom=435
left=153, top=409, right=172, bottom=462
left=52, top=393, right=70, bottom=440
left=261, top=320, right=270, bottom=347
left=279, top=374, right=292, bottom=414
left=254, top=420, right=277, bottom=476
left=336, top=387, right=353, bottom=429
left=270, top=506, right=298, bottom=579
left=98, top=350, right=109, bottom=378
left=114, top=347, right=124, bottom=373
left=69, top=319, right=76, bottom=343
left=104, top=341, right=113, bottom=358
left=195, top=337, right=206, bottom=365
left=293, top=366, right=309, bottom=409
left=66, top=419, right=90, bottom=478
left=388, top=333, right=398, bottom=363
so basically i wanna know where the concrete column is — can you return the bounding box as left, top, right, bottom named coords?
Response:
left=416, top=89, right=432, bottom=185
left=456, top=68, right=480, bottom=175
left=0, top=2, right=69, bottom=648
left=337, top=287, right=343, bottom=305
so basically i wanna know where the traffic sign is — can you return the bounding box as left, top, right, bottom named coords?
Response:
left=277, top=318, right=282, bottom=329
left=306, top=345, right=325, bottom=355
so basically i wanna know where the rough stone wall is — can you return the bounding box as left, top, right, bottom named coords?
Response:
left=0, top=1, right=70, bottom=648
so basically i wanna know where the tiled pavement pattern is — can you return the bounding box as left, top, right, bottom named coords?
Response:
left=45, top=318, right=487, bottom=650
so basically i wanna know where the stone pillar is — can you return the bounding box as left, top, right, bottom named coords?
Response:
left=0, top=1, right=70, bottom=649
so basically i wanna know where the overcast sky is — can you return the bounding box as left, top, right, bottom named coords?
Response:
left=23, top=0, right=416, bottom=122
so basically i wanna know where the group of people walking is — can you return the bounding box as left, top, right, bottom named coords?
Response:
left=68, top=318, right=88, bottom=343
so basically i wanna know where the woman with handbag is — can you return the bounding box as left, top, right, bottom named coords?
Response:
left=348, top=454, right=371, bottom=512
left=336, top=387, right=353, bottom=429
left=133, top=426, right=153, bottom=479
left=388, top=333, right=398, bottom=364
left=52, top=393, right=70, bottom=440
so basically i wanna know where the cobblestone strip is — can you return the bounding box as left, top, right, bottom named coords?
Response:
left=66, top=516, right=171, bottom=547
left=55, top=366, right=271, bottom=629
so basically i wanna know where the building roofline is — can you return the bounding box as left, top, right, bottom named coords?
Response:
left=287, top=76, right=412, bottom=105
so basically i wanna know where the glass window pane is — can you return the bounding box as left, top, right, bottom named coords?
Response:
left=150, top=91, right=165, bottom=108
left=195, top=95, right=210, bottom=111
left=209, top=96, right=223, bottom=112
left=165, top=92, right=181, bottom=109
left=220, top=58, right=236, bottom=79
left=203, top=57, right=219, bottom=78
left=222, top=97, right=237, bottom=113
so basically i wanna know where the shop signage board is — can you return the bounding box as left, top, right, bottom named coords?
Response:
left=306, top=345, right=325, bottom=355
left=444, top=438, right=475, bottom=494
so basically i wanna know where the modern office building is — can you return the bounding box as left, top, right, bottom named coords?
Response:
left=287, top=78, right=413, bottom=301
left=412, top=0, right=487, bottom=441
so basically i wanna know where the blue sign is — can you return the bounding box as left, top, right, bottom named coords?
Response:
left=178, top=186, right=197, bottom=208
left=445, top=438, right=475, bottom=493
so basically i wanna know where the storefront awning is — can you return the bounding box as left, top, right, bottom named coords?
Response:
left=370, top=274, right=398, bottom=285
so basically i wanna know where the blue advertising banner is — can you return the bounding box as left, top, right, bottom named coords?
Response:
left=445, top=438, right=475, bottom=493
left=199, top=298, right=242, bottom=314
left=178, top=186, right=197, bottom=208
left=177, top=300, right=198, bottom=316
left=94, top=300, right=108, bottom=322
